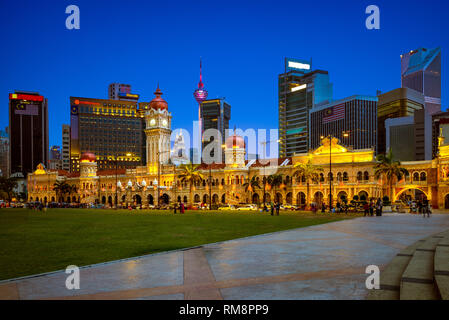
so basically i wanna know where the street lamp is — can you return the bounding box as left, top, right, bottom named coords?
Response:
left=320, top=132, right=349, bottom=212
left=259, top=139, right=280, bottom=206
left=157, top=150, right=171, bottom=207
left=115, top=152, right=132, bottom=210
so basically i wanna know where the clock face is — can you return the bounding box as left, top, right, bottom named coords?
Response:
left=150, top=119, right=156, bottom=126
left=162, top=119, right=168, bottom=127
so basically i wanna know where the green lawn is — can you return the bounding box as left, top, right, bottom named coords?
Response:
left=0, top=208, right=357, bottom=280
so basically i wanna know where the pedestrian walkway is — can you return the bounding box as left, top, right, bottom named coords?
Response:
left=1, top=214, right=449, bottom=300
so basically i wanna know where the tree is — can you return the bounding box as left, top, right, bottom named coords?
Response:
left=0, top=177, right=18, bottom=205
left=53, top=180, right=71, bottom=202
left=243, top=176, right=261, bottom=204
left=267, top=174, right=283, bottom=203
left=293, top=160, right=323, bottom=209
left=178, top=163, right=205, bottom=208
left=374, top=149, right=409, bottom=202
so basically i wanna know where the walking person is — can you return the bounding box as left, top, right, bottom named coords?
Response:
left=363, top=202, right=369, bottom=217
left=369, top=200, right=374, bottom=217
left=275, top=202, right=280, bottom=216
left=321, top=202, right=326, bottom=213
left=180, top=202, right=185, bottom=214
left=270, top=202, right=274, bottom=216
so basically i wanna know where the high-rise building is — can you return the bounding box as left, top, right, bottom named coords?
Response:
left=48, top=145, right=62, bottom=170
left=0, top=128, right=9, bottom=177
left=69, top=95, right=145, bottom=172
left=310, top=95, right=378, bottom=151
left=108, top=83, right=139, bottom=102
left=50, top=145, right=61, bottom=160
left=279, top=58, right=333, bottom=157
left=200, top=98, right=231, bottom=161
left=62, top=124, right=70, bottom=171
left=401, top=47, right=441, bottom=115
left=8, top=91, right=48, bottom=176
left=377, top=88, right=425, bottom=157
left=384, top=108, right=432, bottom=161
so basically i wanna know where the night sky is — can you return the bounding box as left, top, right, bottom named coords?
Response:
left=1, top=0, right=448, bottom=148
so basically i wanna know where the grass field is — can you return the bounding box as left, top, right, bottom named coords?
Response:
left=0, top=208, right=357, bottom=280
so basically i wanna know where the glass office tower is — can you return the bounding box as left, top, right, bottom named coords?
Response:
left=278, top=58, right=332, bottom=157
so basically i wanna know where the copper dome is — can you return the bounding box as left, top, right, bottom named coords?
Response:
left=149, top=86, right=168, bottom=110
left=80, top=152, right=96, bottom=162
left=226, top=134, right=245, bottom=149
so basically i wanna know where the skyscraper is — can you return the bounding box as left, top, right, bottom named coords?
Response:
left=310, top=95, right=378, bottom=151
left=69, top=95, right=145, bottom=172
left=8, top=91, right=48, bottom=176
left=62, top=124, right=70, bottom=171
left=377, top=88, right=425, bottom=157
left=200, top=98, right=231, bottom=161
left=108, top=83, right=139, bottom=102
left=279, top=58, right=333, bottom=157
left=401, top=47, right=441, bottom=115
left=0, top=128, right=9, bottom=177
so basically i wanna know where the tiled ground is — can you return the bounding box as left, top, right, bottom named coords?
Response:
left=1, top=214, right=449, bottom=300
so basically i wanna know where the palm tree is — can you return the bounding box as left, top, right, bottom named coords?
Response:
left=267, top=174, right=283, bottom=203
left=293, top=160, right=323, bottom=208
left=374, top=149, right=409, bottom=202
left=178, top=163, right=205, bottom=208
left=0, top=177, right=18, bottom=205
left=53, top=180, right=70, bottom=202
left=243, top=176, right=261, bottom=204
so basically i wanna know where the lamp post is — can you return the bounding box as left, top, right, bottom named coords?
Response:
left=157, top=150, right=171, bottom=207
left=321, top=132, right=349, bottom=212
left=115, top=152, right=132, bottom=210
left=259, top=139, right=280, bottom=206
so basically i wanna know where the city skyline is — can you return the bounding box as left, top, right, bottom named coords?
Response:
left=1, top=0, right=448, bottom=148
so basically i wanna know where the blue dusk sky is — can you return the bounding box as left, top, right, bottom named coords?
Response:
left=1, top=0, right=448, bottom=148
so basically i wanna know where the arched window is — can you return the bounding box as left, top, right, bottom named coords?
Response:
left=357, top=172, right=363, bottom=181
left=320, top=173, right=325, bottom=182
left=328, top=172, right=333, bottom=182
left=337, top=172, right=342, bottom=181
left=343, top=172, right=349, bottom=181
left=420, top=172, right=427, bottom=181
left=413, top=172, right=419, bottom=182
left=364, top=171, right=369, bottom=181
left=221, top=178, right=225, bottom=185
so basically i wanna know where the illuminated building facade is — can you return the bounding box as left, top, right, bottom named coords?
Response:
left=28, top=132, right=449, bottom=210
left=401, top=47, right=441, bottom=115
left=279, top=58, right=333, bottom=157
left=310, top=95, right=378, bottom=151
left=8, top=91, right=49, bottom=176
left=69, top=96, right=145, bottom=172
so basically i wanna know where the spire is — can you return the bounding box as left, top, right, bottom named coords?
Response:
left=198, top=58, right=204, bottom=89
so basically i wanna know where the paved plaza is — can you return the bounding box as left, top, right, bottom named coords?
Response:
left=1, top=214, right=449, bottom=300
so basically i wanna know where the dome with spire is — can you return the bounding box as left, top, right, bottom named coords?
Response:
left=226, top=131, right=245, bottom=149
left=80, top=152, right=96, bottom=162
left=149, top=85, right=168, bottom=110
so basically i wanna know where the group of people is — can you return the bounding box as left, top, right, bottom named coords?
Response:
left=261, top=202, right=281, bottom=215
left=363, top=198, right=384, bottom=217
left=411, top=199, right=432, bottom=217
left=173, top=202, right=186, bottom=214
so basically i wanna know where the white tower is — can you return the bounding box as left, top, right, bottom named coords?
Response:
left=145, top=86, right=172, bottom=174
left=171, top=130, right=189, bottom=165
left=225, top=132, right=246, bottom=168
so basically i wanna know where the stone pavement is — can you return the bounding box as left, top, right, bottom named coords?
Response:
left=1, top=214, right=449, bottom=300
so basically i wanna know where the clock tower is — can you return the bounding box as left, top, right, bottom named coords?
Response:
left=144, top=86, right=172, bottom=174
